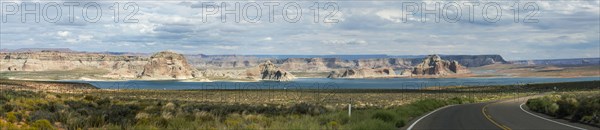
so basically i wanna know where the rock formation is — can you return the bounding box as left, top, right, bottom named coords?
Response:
left=510, top=58, right=600, bottom=66
left=138, top=51, right=200, bottom=80
left=399, top=69, right=413, bottom=76
left=245, top=61, right=295, bottom=81
left=440, top=55, right=506, bottom=67
left=0, top=51, right=148, bottom=78
left=200, top=69, right=249, bottom=80
left=186, top=55, right=505, bottom=72
left=327, top=67, right=396, bottom=78
left=0, top=51, right=208, bottom=80
left=103, top=60, right=146, bottom=79
left=0, top=49, right=502, bottom=80
left=411, top=55, right=469, bottom=75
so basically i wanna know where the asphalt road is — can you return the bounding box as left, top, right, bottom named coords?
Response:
left=406, top=96, right=597, bottom=130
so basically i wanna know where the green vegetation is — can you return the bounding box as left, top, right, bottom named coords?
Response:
left=1, top=80, right=597, bottom=129
left=0, top=90, right=493, bottom=129
left=526, top=91, right=600, bottom=126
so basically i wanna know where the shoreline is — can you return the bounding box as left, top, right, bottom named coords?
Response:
left=4, top=75, right=600, bottom=82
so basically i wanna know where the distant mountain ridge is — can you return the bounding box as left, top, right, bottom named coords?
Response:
left=2, top=48, right=598, bottom=81
left=189, top=55, right=507, bottom=70
left=510, top=58, right=600, bottom=66
left=7, top=48, right=597, bottom=70
left=1, top=48, right=74, bottom=52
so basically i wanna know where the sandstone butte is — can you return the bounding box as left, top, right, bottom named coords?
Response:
left=411, top=54, right=470, bottom=75
left=245, top=60, right=296, bottom=81
left=138, top=51, right=202, bottom=80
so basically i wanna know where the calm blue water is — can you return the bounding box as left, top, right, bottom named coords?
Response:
left=66, top=77, right=600, bottom=90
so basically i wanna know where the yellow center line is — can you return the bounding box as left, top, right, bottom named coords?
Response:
left=482, top=102, right=512, bottom=130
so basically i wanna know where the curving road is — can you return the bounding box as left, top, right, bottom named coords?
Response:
left=405, top=96, right=597, bottom=130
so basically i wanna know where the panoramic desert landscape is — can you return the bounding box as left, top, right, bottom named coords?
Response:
left=1, top=0, right=599, bottom=130
left=0, top=48, right=598, bottom=129
left=1, top=49, right=598, bottom=81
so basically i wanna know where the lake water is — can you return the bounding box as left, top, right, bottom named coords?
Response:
left=68, top=77, right=600, bottom=90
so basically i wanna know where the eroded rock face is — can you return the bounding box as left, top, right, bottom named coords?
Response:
left=399, top=69, right=413, bottom=76
left=327, top=67, right=396, bottom=78
left=103, top=61, right=145, bottom=79
left=245, top=61, right=295, bottom=81
left=0, top=51, right=148, bottom=78
left=441, top=55, right=506, bottom=67
left=138, top=51, right=200, bottom=80
left=200, top=69, right=248, bottom=80
left=280, top=58, right=330, bottom=72
left=411, top=55, right=469, bottom=75
left=0, top=51, right=206, bottom=80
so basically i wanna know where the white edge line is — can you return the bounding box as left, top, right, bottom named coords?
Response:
left=407, top=105, right=456, bottom=130
left=519, top=103, right=587, bottom=130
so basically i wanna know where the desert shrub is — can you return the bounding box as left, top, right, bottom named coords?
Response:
left=6, top=112, right=18, bottom=123
left=527, top=98, right=554, bottom=114
left=371, top=111, right=396, bottom=122
left=107, top=104, right=141, bottom=127
left=95, top=97, right=111, bottom=106
left=527, top=92, right=600, bottom=126
left=0, top=94, right=7, bottom=104
left=224, top=115, right=243, bottom=129
left=28, top=110, right=57, bottom=123
left=65, top=113, right=85, bottom=129
left=143, top=106, right=163, bottom=116
left=83, top=95, right=99, bottom=101
left=447, top=96, right=476, bottom=104
left=412, top=99, right=446, bottom=111
left=32, top=119, right=55, bottom=130
left=243, top=114, right=267, bottom=126
left=1, top=103, right=15, bottom=112
left=131, top=124, right=161, bottom=130
left=395, top=118, right=406, bottom=127
left=326, top=112, right=350, bottom=125
left=194, top=111, right=215, bottom=122
left=39, top=101, right=64, bottom=113
left=556, top=97, right=578, bottom=118
left=85, top=111, right=107, bottom=128
left=349, top=119, right=396, bottom=130
left=0, top=90, right=41, bottom=100
left=326, top=121, right=340, bottom=130
left=162, top=102, right=176, bottom=111
left=264, top=115, right=305, bottom=129
left=64, top=100, right=95, bottom=110
left=579, top=115, right=594, bottom=124
left=289, top=103, right=327, bottom=115
left=548, top=103, right=559, bottom=116
left=526, top=98, right=543, bottom=112
left=166, top=117, right=196, bottom=130
left=244, top=123, right=263, bottom=130
left=394, top=98, right=448, bottom=119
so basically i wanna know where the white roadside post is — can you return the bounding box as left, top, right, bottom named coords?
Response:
left=348, top=98, right=352, bottom=117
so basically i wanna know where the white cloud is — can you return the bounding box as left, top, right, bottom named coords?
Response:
left=0, top=1, right=598, bottom=60
left=214, top=45, right=239, bottom=50
left=57, top=31, right=70, bottom=37
left=263, top=37, right=273, bottom=41
left=66, top=39, right=78, bottom=44
left=322, top=39, right=368, bottom=46
left=375, top=9, right=404, bottom=23
left=78, top=35, right=94, bottom=41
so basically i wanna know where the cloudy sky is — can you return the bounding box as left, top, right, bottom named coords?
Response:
left=1, top=0, right=599, bottom=60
